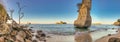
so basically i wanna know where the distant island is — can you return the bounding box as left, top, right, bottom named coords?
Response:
left=92, top=23, right=102, bottom=25
left=56, top=21, right=67, bottom=24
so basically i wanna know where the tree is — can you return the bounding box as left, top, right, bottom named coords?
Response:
left=16, top=2, right=25, bottom=25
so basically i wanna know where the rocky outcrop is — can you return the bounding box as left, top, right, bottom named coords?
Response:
left=0, top=4, right=33, bottom=42
left=0, top=4, right=9, bottom=23
left=74, top=0, right=92, bottom=28
left=114, top=22, right=120, bottom=26
left=0, top=3, right=11, bottom=34
left=113, top=19, right=120, bottom=26
left=0, top=3, right=48, bottom=42
left=56, top=21, right=67, bottom=24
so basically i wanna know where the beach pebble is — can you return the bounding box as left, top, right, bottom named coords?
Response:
left=105, top=29, right=108, bottom=31
left=108, top=34, right=112, bottom=36
left=29, top=29, right=33, bottom=32
left=37, top=30, right=43, bottom=35
left=112, top=28, right=115, bottom=30
left=116, top=31, right=118, bottom=32
left=30, top=27, right=34, bottom=28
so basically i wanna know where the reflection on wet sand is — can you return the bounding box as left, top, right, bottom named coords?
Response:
left=74, top=28, right=92, bottom=42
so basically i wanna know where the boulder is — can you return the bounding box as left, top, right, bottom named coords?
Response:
left=16, top=35, right=24, bottom=42
left=108, top=37, right=120, bottom=42
left=18, top=31, right=26, bottom=38
left=0, top=37, right=5, bottom=42
left=0, top=23, right=10, bottom=34
left=74, top=0, right=92, bottom=28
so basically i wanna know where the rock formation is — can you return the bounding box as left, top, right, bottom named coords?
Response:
left=0, top=3, right=33, bottom=42
left=74, top=0, right=92, bottom=28
left=0, top=3, right=48, bottom=42
left=0, top=3, right=11, bottom=34
left=113, top=19, right=120, bottom=26
left=56, top=21, right=67, bottom=24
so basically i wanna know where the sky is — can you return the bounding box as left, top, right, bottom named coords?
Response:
left=2, top=0, right=120, bottom=24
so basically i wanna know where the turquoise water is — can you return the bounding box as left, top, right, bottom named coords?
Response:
left=29, top=24, right=75, bottom=35
left=29, top=24, right=119, bottom=34
left=29, top=24, right=119, bottom=42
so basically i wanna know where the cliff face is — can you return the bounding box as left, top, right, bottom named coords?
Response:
left=0, top=4, right=11, bottom=34
left=74, top=0, right=92, bottom=28
left=0, top=4, right=8, bottom=23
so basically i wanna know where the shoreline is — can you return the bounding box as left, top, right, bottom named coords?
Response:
left=44, top=28, right=118, bottom=42
left=95, top=29, right=120, bottom=42
left=29, top=24, right=120, bottom=42
left=46, top=35, right=74, bottom=42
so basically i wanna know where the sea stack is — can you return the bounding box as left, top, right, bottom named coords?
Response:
left=74, top=0, right=92, bottom=28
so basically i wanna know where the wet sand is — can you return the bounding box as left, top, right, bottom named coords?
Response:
left=30, top=28, right=119, bottom=42
left=95, top=29, right=120, bottom=42
left=46, top=35, right=74, bottom=42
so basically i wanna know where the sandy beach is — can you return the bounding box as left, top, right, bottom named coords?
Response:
left=43, top=28, right=119, bottom=42
left=46, top=35, right=74, bottom=42
left=95, top=29, right=120, bottom=42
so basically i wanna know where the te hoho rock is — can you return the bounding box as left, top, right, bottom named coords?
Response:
left=74, top=0, right=92, bottom=28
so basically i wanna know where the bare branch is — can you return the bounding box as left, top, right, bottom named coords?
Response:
left=20, top=12, right=24, bottom=19
left=16, top=2, right=25, bottom=25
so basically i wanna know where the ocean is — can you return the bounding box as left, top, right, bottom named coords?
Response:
left=29, top=24, right=120, bottom=42
left=29, top=24, right=119, bottom=34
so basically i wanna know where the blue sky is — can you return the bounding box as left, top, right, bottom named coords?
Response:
left=3, top=0, right=120, bottom=24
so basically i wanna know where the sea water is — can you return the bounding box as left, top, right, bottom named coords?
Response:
left=29, top=24, right=120, bottom=42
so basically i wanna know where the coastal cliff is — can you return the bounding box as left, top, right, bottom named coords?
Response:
left=74, top=0, right=92, bottom=28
